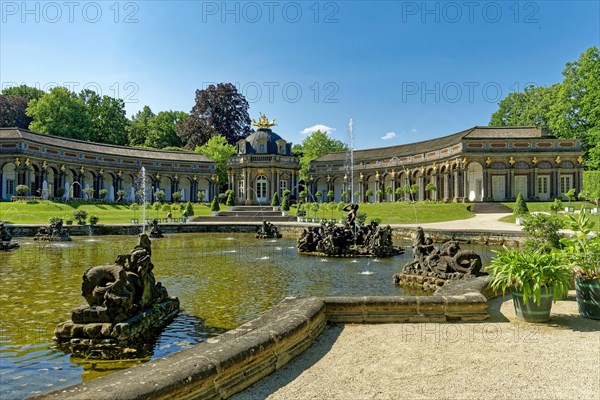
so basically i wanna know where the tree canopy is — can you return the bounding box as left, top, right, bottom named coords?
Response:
left=178, top=83, right=252, bottom=148
left=490, top=46, right=600, bottom=169
left=26, top=87, right=94, bottom=140
left=195, top=135, right=237, bottom=184
left=0, top=85, right=47, bottom=129
left=295, top=130, right=348, bottom=179
left=0, top=95, right=31, bottom=129
left=79, top=89, right=129, bottom=145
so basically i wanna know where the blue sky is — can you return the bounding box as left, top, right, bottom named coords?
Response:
left=1, top=1, right=599, bottom=149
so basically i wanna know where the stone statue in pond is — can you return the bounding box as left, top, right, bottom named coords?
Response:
left=394, top=227, right=485, bottom=288
left=256, top=220, right=282, bottom=239
left=34, top=219, right=71, bottom=241
left=149, top=219, right=164, bottom=238
left=0, top=222, right=19, bottom=251
left=298, top=204, right=402, bottom=257
left=54, top=234, right=179, bottom=355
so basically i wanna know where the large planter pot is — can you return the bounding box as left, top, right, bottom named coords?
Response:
left=211, top=211, right=219, bottom=216
left=282, top=211, right=289, bottom=217
left=512, top=286, right=554, bottom=322
left=575, top=276, right=600, bottom=320
left=272, top=206, right=279, bottom=211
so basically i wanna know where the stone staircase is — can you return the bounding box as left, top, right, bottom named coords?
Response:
left=195, top=205, right=296, bottom=222
left=470, top=202, right=512, bottom=214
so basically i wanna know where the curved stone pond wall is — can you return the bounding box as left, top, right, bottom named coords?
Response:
left=36, top=277, right=490, bottom=399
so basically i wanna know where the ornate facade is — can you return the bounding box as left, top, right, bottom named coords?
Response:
left=0, top=128, right=217, bottom=202
left=227, top=115, right=300, bottom=205
left=310, top=126, right=585, bottom=203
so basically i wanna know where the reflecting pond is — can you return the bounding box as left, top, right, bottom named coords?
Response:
left=0, top=233, right=498, bottom=399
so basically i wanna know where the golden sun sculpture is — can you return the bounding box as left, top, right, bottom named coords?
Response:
left=252, top=113, right=277, bottom=129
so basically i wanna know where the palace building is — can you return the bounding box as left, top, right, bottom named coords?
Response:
left=227, top=114, right=300, bottom=205
left=0, top=128, right=217, bottom=202
left=0, top=124, right=585, bottom=205
left=309, top=126, right=585, bottom=203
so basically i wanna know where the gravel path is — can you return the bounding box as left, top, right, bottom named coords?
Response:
left=233, top=295, right=600, bottom=400
left=395, top=213, right=520, bottom=232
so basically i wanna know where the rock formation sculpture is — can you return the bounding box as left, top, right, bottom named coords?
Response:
left=54, top=233, right=179, bottom=357
left=256, top=220, right=282, bottom=239
left=297, top=204, right=402, bottom=257
left=394, top=227, right=485, bottom=290
left=0, top=222, right=19, bottom=250
left=33, top=219, right=71, bottom=241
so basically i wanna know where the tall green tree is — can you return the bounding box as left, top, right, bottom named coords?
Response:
left=2, top=85, right=46, bottom=102
left=549, top=47, right=600, bottom=169
left=127, top=106, right=156, bottom=146
left=490, top=84, right=559, bottom=127
left=1, top=85, right=46, bottom=129
left=145, top=111, right=187, bottom=148
left=195, top=135, right=237, bottom=184
left=295, top=130, right=348, bottom=179
left=26, top=87, right=93, bottom=140
left=489, top=47, right=600, bottom=170
left=79, top=89, right=129, bottom=145
left=177, top=83, right=252, bottom=148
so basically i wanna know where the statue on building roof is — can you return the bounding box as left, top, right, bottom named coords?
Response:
left=252, top=113, right=277, bottom=129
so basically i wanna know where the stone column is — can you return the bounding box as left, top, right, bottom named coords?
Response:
left=508, top=169, right=514, bottom=200
left=533, top=167, right=538, bottom=200
left=418, top=175, right=425, bottom=201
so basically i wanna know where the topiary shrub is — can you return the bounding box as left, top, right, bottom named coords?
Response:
left=271, top=192, right=280, bottom=207
left=89, top=215, right=99, bottom=225
left=514, top=193, right=529, bottom=216
left=211, top=195, right=220, bottom=212
left=185, top=201, right=195, bottom=216
left=226, top=191, right=236, bottom=207
left=281, top=194, right=290, bottom=212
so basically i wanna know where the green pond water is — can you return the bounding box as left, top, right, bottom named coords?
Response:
left=0, top=233, right=497, bottom=399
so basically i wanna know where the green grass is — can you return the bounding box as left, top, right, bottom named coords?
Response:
left=293, top=201, right=475, bottom=224
left=0, top=201, right=213, bottom=224
left=499, top=201, right=600, bottom=225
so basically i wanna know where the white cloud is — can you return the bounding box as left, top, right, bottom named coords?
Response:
left=300, top=124, right=336, bottom=135
left=411, top=128, right=418, bottom=134
left=381, top=132, right=397, bottom=140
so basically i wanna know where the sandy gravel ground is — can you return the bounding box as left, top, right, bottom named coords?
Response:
left=233, top=294, right=600, bottom=400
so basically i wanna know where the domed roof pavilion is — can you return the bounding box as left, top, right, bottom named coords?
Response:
left=227, top=114, right=300, bottom=205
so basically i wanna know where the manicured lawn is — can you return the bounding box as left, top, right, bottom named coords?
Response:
left=0, top=201, right=213, bottom=224
left=499, top=201, right=600, bottom=225
left=1, top=200, right=476, bottom=225
left=293, top=201, right=475, bottom=225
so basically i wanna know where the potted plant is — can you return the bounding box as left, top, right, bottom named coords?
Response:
left=99, top=189, right=109, bottom=201
left=297, top=203, right=306, bottom=222
left=116, top=189, right=125, bottom=203
left=271, top=192, right=280, bottom=210
left=365, top=188, right=373, bottom=203
left=171, top=191, right=182, bottom=202
left=89, top=215, right=99, bottom=225
left=513, top=193, right=529, bottom=225
left=72, top=210, right=88, bottom=225
left=211, top=195, right=220, bottom=216
left=82, top=187, right=95, bottom=200
left=488, top=248, right=571, bottom=322
left=560, top=209, right=600, bottom=320
left=281, top=193, right=290, bottom=217
left=64, top=215, right=73, bottom=225
left=130, top=202, right=140, bottom=223
left=15, top=184, right=29, bottom=197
